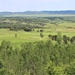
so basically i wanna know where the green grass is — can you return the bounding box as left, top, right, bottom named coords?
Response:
left=0, top=28, right=75, bottom=45
left=0, top=20, right=75, bottom=46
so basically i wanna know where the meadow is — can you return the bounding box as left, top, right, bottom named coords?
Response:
left=0, top=19, right=75, bottom=45
left=0, top=16, right=75, bottom=75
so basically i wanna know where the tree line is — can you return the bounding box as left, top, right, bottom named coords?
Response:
left=0, top=17, right=48, bottom=31
left=0, top=17, right=75, bottom=32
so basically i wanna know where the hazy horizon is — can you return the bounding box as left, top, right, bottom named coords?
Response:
left=1, top=10, right=75, bottom=12
left=0, top=0, right=75, bottom=12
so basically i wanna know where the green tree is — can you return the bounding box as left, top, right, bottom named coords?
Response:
left=15, top=33, right=17, bottom=38
left=64, top=62, right=75, bottom=75
left=0, top=60, right=5, bottom=75
left=56, top=32, right=62, bottom=44
left=40, top=32, right=44, bottom=38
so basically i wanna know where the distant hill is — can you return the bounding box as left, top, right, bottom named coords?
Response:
left=0, top=10, right=75, bottom=16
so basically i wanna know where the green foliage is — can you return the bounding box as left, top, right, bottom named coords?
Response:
left=47, top=61, right=55, bottom=75
left=0, top=60, right=5, bottom=75
left=15, top=33, right=17, bottom=38
left=24, top=27, right=32, bottom=32
left=0, top=39, right=75, bottom=75
left=48, top=34, right=52, bottom=38
left=56, top=32, right=62, bottom=44
left=40, top=29, right=44, bottom=32
left=64, top=62, right=75, bottom=75
left=40, top=32, right=44, bottom=38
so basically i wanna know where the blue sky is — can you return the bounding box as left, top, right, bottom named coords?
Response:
left=0, top=0, right=75, bottom=12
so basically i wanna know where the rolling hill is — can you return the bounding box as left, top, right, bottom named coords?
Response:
left=0, top=10, right=75, bottom=17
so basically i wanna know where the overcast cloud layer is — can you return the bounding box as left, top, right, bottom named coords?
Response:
left=0, top=0, right=75, bottom=12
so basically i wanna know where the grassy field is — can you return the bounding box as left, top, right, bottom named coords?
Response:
left=0, top=26, right=75, bottom=45
left=0, top=16, right=75, bottom=46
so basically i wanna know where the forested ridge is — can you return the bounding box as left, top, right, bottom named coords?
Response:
left=0, top=10, right=75, bottom=16
left=0, top=34, right=75, bottom=75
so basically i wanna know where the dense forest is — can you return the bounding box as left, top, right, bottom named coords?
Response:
left=0, top=17, right=75, bottom=31
left=0, top=17, right=75, bottom=75
left=0, top=17, right=49, bottom=31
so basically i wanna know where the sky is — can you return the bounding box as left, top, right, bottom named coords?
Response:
left=0, top=0, right=75, bottom=12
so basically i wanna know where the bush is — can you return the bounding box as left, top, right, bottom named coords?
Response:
left=40, top=32, right=44, bottom=38
left=24, top=27, right=32, bottom=32
left=40, top=29, right=44, bottom=32
left=48, top=34, right=52, bottom=38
